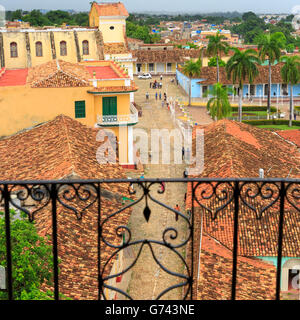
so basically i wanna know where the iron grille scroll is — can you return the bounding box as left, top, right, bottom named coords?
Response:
left=0, top=178, right=299, bottom=300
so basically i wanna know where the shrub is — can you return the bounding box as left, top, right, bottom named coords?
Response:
left=231, top=106, right=277, bottom=112
left=242, top=119, right=300, bottom=126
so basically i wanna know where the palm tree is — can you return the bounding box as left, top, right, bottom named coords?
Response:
left=207, top=31, right=229, bottom=83
left=226, top=48, right=260, bottom=122
left=204, top=83, right=232, bottom=120
left=256, top=32, right=286, bottom=118
left=280, top=55, right=300, bottom=127
left=182, top=58, right=202, bottom=106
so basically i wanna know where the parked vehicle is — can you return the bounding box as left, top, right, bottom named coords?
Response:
left=138, top=73, right=152, bottom=79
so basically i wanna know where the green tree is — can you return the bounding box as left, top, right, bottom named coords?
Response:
left=280, top=55, right=300, bottom=127
left=11, top=9, right=23, bottom=21
left=226, top=48, right=260, bottom=122
left=182, top=58, right=202, bottom=106
left=126, top=21, right=152, bottom=43
left=242, top=11, right=258, bottom=21
left=0, top=210, right=53, bottom=300
left=204, top=83, right=232, bottom=120
left=22, top=10, right=51, bottom=27
left=256, top=32, right=286, bottom=118
left=45, top=10, right=75, bottom=26
left=208, top=57, right=226, bottom=67
left=186, top=42, right=199, bottom=49
left=206, top=31, right=229, bottom=83
left=286, top=43, right=295, bottom=53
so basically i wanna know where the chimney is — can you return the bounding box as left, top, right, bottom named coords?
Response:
left=259, top=168, right=264, bottom=179
left=93, top=70, right=97, bottom=88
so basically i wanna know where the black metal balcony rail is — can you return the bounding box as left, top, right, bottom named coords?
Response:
left=0, top=178, right=299, bottom=300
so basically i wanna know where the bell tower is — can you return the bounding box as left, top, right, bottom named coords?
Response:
left=89, top=2, right=129, bottom=44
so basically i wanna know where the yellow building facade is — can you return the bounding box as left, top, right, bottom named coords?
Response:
left=0, top=29, right=104, bottom=69
left=0, top=3, right=138, bottom=166
left=0, top=2, right=135, bottom=78
left=0, top=59, right=138, bottom=165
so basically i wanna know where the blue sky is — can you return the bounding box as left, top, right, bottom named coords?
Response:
left=0, top=0, right=299, bottom=13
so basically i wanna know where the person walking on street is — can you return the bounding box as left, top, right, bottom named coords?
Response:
left=160, top=74, right=163, bottom=81
left=182, top=146, right=185, bottom=160
left=159, top=92, right=162, bottom=100
left=183, top=169, right=188, bottom=178
left=150, top=82, right=152, bottom=88
left=155, top=92, right=158, bottom=100
left=161, top=100, right=164, bottom=108
left=146, top=92, right=149, bottom=100
left=174, top=204, right=180, bottom=221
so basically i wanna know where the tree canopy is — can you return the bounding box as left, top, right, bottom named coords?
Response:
left=6, top=9, right=89, bottom=27
left=0, top=210, right=54, bottom=300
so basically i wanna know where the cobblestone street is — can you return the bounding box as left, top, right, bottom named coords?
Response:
left=124, top=76, right=192, bottom=300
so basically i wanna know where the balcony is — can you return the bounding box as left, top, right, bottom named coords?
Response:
left=96, top=103, right=139, bottom=126
left=0, top=178, right=299, bottom=300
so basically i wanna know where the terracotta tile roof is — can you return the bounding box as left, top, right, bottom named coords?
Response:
left=35, top=198, right=131, bottom=300
left=0, top=115, right=127, bottom=189
left=104, top=43, right=129, bottom=54
left=93, top=2, right=129, bottom=17
left=186, top=120, right=300, bottom=257
left=193, top=199, right=300, bottom=257
left=27, top=60, right=91, bottom=88
left=195, top=234, right=277, bottom=300
left=188, top=120, right=300, bottom=180
left=132, top=49, right=202, bottom=63
left=0, top=69, right=28, bottom=86
left=86, top=66, right=119, bottom=79
left=127, top=37, right=144, bottom=44
left=276, top=130, right=300, bottom=148
left=88, top=82, right=138, bottom=93
left=0, top=114, right=134, bottom=299
left=178, top=63, right=286, bottom=85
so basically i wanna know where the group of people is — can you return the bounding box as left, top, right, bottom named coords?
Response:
left=150, top=80, right=162, bottom=89
left=145, top=91, right=168, bottom=103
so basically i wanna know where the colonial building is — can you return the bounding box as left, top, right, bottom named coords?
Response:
left=132, top=48, right=202, bottom=75
left=176, top=63, right=300, bottom=99
left=0, top=2, right=135, bottom=79
left=0, top=59, right=138, bottom=165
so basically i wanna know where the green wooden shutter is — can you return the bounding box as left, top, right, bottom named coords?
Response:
left=103, top=97, right=117, bottom=115
left=75, top=101, right=86, bottom=118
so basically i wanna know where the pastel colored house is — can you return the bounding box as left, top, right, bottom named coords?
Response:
left=176, top=63, right=300, bottom=99
left=0, top=59, right=138, bottom=166
left=132, top=48, right=202, bottom=75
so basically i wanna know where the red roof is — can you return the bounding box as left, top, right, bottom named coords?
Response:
left=276, top=130, right=300, bottom=148
left=86, top=66, right=120, bottom=79
left=0, top=69, right=28, bottom=86
left=93, top=2, right=129, bottom=17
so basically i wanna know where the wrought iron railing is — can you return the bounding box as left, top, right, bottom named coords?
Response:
left=0, top=178, right=299, bottom=300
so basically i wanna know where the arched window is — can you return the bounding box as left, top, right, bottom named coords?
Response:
left=60, top=41, right=67, bottom=56
left=35, top=41, right=43, bottom=57
left=10, top=42, right=18, bottom=58
left=82, top=40, right=89, bottom=55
